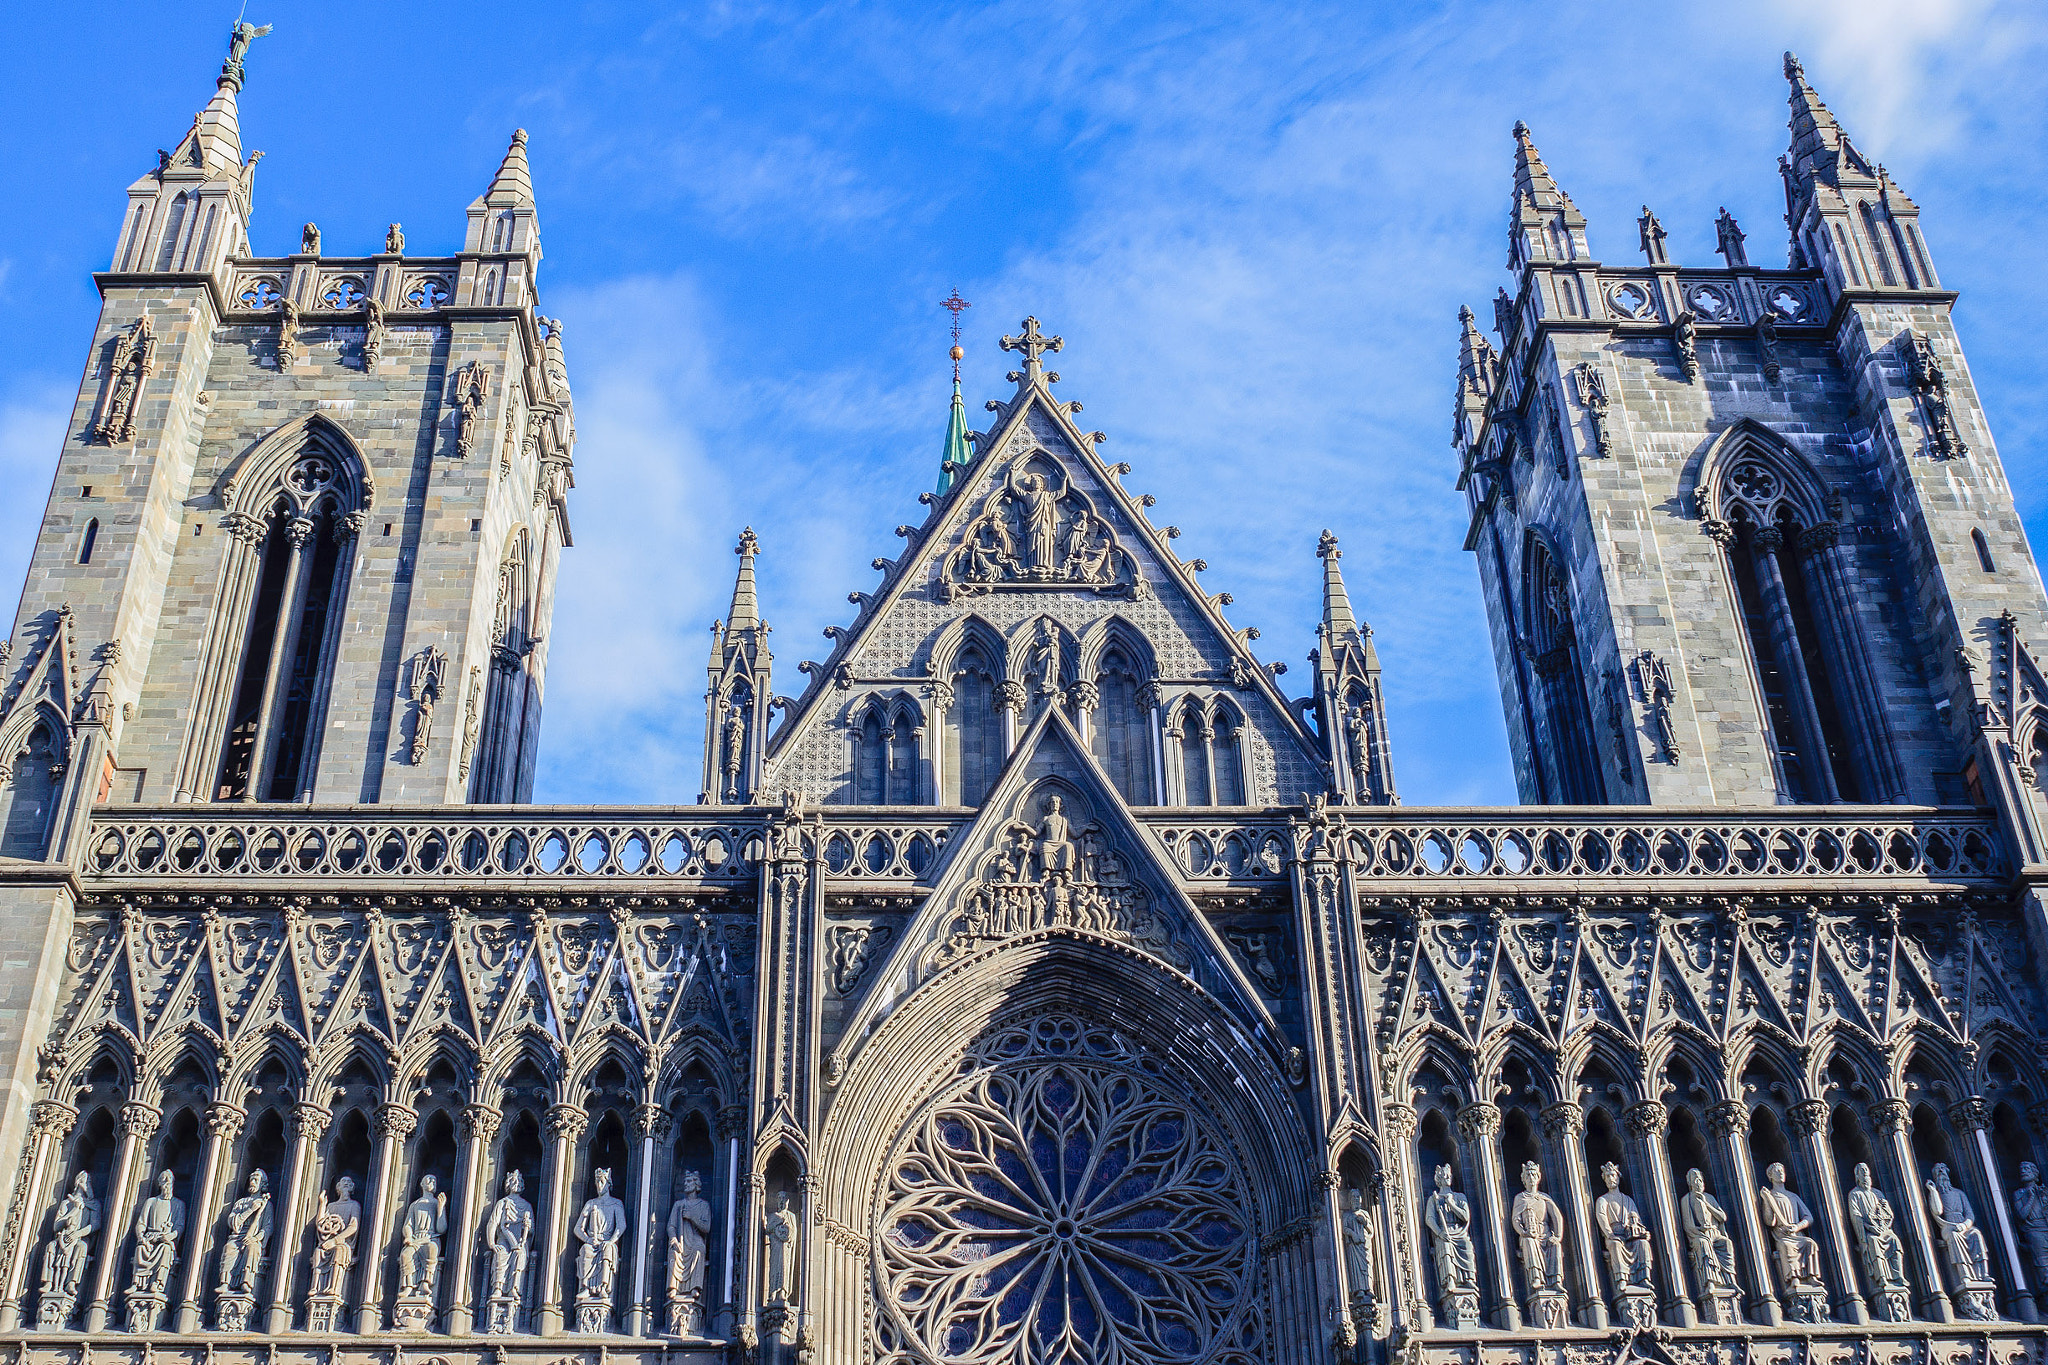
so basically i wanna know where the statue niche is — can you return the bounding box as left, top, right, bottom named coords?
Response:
left=938, top=456, right=1142, bottom=601
left=923, top=787, right=1187, bottom=973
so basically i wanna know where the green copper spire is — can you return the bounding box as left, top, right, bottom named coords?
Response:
left=937, top=289, right=973, bottom=494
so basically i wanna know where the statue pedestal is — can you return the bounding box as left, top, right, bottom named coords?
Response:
left=216, top=1290, right=258, bottom=1332
left=667, top=1293, right=704, bottom=1337
left=1785, top=1285, right=1830, bottom=1323
left=125, top=1290, right=167, bottom=1333
left=575, top=1291, right=612, bottom=1334
left=391, top=1293, right=435, bottom=1332
left=36, top=1291, right=78, bottom=1331
left=1527, top=1288, right=1569, bottom=1329
left=485, top=1295, right=520, bottom=1334
left=1612, top=1287, right=1657, bottom=1329
left=304, top=1291, right=344, bottom=1333
left=1699, top=1288, right=1741, bottom=1325
left=1871, top=1285, right=1911, bottom=1322
left=1955, top=1281, right=2000, bottom=1321
left=1438, top=1288, right=1480, bottom=1332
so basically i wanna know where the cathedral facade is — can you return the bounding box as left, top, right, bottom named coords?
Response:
left=0, top=31, right=2044, bottom=1365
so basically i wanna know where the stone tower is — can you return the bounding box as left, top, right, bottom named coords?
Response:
left=1454, top=55, right=2048, bottom=835
left=0, top=34, right=575, bottom=867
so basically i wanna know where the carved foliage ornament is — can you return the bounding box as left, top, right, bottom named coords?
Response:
left=938, top=457, right=1143, bottom=602
left=874, top=1014, right=1261, bottom=1365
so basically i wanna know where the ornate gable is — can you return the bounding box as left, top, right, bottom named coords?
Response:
left=760, top=321, right=1325, bottom=806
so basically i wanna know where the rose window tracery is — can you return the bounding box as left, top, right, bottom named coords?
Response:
left=875, top=1016, right=1262, bottom=1365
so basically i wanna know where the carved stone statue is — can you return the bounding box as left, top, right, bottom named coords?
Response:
left=2014, top=1161, right=2048, bottom=1293
left=1341, top=1187, right=1374, bottom=1322
left=1594, top=1161, right=1656, bottom=1326
left=213, top=1170, right=273, bottom=1330
left=1511, top=1160, right=1568, bottom=1327
left=304, top=1176, right=361, bottom=1332
left=385, top=223, right=405, bottom=254
left=1757, top=1162, right=1828, bottom=1322
left=362, top=296, right=385, bottom=370
left=574, top=1167, right=628, bottom=1333
left=483, top=1169, right=534, bottom=1335
left=391, top=1175, right=448, bottom=1330
left=764, top=1189, right=798, bottom=1306
left=1680, top=1168, right=1740, bottom=1322
left=124, top=1169, right=185, bottom=1332
left=666, top=1170, right=712, bottom=1336
left=1009, top=796, right=1077, bottom=883
left=37, top=1172, right=98, bottom=1330
left=1016, top=473, right=1062, bottom=575
left=1926, top=1163, right=1997, bottom=1319
left=1423, top=1164, right=1479, bottom=1330
left=301, top=222, right=321, bottom=255
left=1846, top=1162, right=1911, bottom=1321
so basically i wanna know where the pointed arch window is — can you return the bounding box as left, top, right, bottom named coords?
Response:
left=1524, top=536, right=1605, bottom=804
left=1089, top=646, right=1154, bottom=804
left=1703, top=424, right=1903, bottom=802
left=183, top=419, right=368, bottom=803
left=942, top=638, right=1004, bottom=806
left=0, top=718, right=63, bottom=858
left=853, top=697, right=921, bottom=805
left=473, top=529, right=538, bottom=802
left=1167, top=696, right=1247, bottom=807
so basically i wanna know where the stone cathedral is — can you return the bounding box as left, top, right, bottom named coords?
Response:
left=1, top=30, right=2046, bottom=1365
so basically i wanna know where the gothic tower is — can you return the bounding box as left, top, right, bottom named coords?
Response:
left=0, top=35, right=576, bottom=867
left=1455, top=57, right=2048, bottom=830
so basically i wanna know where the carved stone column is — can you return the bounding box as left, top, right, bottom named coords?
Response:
left=1624, top=1100, right=1696, bottom=1327
left=1749, top=527, right=1841, bottom=802
left=1456, top=1104, right=1519, bottom=1329
left=717, top=1103, right=747, bottom=1339
left=1870, top=1097, right=1954, bottom=1321
left=445, top=1103, right=500, bottom=1336
left=1539, top=1103, right=1606, bottom=1328
left=82, top=1102, right=157, bottom=1332
left=1706, top=1100, right=1782, bottom=1325
left=0, top=1100, right=77, bottom=1331
left=996, top=680, right=1026, bottom=756
left=246, top=515, right=319, bottom=799
left=171, top=1101, right=244, bottom=1331
left=1951, top=1096, right=2038, bottom=1322
left=1786, top=1097, right=1868, bottom=1323
left=354, top=1102, right=416, bottom=1333
left=537, top=1103, right=586, bottom=1335
left=629, top=1103, right=672, bottom=1337
left=264, top=1103, right=329, bottom=1332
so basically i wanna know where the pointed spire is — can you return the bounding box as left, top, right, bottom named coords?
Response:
left=1318, top=530, right=1360, bottom=643
left=1783, top=51, right=1847, bottom=190
left=1508, top=122, right=1588, bottom=268
left=937, top=377, right=971, bottom=494
left=727, top=528, right=761, bottom=632
left=1512, top=121, right=1567, bottom=207
left=487, top=129, right=535, bottom=205
left=1637, top=206, right=1670, bottom=265
left=1715, top=208, right=1750, bottom=267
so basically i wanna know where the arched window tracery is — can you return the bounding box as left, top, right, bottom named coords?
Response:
left=0, top=718, right=64, bottom=859
left=1089, top=645, right=1154, bottom=804
left=943, top=642, right=1003, bottom=806
left=852, top=696, right=921, bottom=805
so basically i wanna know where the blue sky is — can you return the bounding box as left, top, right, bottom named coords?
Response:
left=3, top=2, right=2045, bottom=806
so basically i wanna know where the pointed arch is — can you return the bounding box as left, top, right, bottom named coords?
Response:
left=1522, top=527, right=1605, bottom=803
left=1083, top=623, right=1156, bottom=805
left=849, top=690, right=925, bottom=805
left=929, top=615, right=1007, bottom=807
left=180, top=413, right=372, bottom=804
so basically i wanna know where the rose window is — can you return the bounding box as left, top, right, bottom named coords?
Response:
left=876, top=1017, right=1261, bottom=1364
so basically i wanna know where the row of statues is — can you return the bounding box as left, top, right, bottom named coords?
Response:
left=35, top=1165, right=745, bottom=1337
left=1420, top=1156, right=2023, bottom=1330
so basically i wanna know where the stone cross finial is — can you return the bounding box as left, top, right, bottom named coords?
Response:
left=1000, top=317, right=1063, bottom=373
left=1318, top=530, right=1341, bottom=561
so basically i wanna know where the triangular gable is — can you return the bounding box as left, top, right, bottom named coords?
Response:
left=828, top=707, right=1282, bottom=1070
left=761, top=364, right=1325, bottom=803
left=1478, top=937, right=1552, bottom=1043
left=0, top=606, right=82, bottom=743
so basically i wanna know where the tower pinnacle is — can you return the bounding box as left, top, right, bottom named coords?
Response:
left=1508, top=122, right=1589, bottom=269
left=937, top=290, right=973, bottom=494
left=728, top=527, right=762, bottom=632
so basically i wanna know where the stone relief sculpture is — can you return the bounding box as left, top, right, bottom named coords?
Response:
left=123, top=1170, right=184, bottom=1332
left=36, top=1172, right=98, bottom=1330
left=1511, top=1160, right=1568, bottom=1328
left=2014, top=1162, right=2048, bottom=1294
left=482, top=1170, right=534, bottom=1335
left=385, top=222, right=405, bottom=253
left=362, top=296, right=385, bottom=370
left=666, top=1171, right=711, bottom=1336
left=1926, top=1163, right=1998, bottom=1320
left=1679, top=1168, right=1740, bottom=1324
left=1845, top=1162, right=1911, bottom=1322
left=1424, top=1164, right=1480, bottom=1331
left=763, top=1190, right=797, bottom=1309
left=1905, top=331, right=1969, bottom=459
left=304, top=1176, right=361, bottom=1332
left=1342, top=1186, right=1375, bottom=1327
left=937, top=459, right=1141, bottom=600
left=451, top=361, right=490, bottom=458
left=573, top=1167, right=627, bottom=1333
left=1593, top=1161, right=1656, bottom=1327
left=391, top=1175, right=447, bottom=1331
left=212, top=1170, right=273, bottom=1331
left=1757, top=1162, right=1829, bottom=1322
left=92, top=317, right=155, bottom=446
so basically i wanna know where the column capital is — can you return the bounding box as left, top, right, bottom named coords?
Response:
left=1380, top=1103, right=1416, bottom=1139
left=461, top=1103, right=503, bottom=1142
left=1786, top=1098, right=1831, bottom=1139
left=1623, top=1100, right=1669, bottom=1139
left=292, top=1102, right=333, bottom=1141
left=29, top=1100, right=78, bottom=1139
left=1705, top=1100, right=1750, bottom=1138
left=205, top=1101, right=247, bottom=1140
left=634, top=1104, right=672, bottom=1139
left=716, top=1104, right=748, bottom=1141
left=546, top=1103, right=589, bottom=1141
left=1947, top=1097, right=1990, bottom=1132
left=1456, top=1103, right=1501, bottom=1142
left=374, top=1102, right=418, bottom=1140
left=1540, top=1102, right=1585, bottom=1140
left=2027, top=1100, right=2048, bottom=1137
left=120, top=1102, right=162, bottom=1140
left=1752, top=525, right=1785, bottom=555
left=1869, top=1097, right=1912, bottom=1136
left=1796, top=520, right=1842, bottom=555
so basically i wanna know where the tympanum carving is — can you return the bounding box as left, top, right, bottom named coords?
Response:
left=938, top=459, right=1142, bottom=601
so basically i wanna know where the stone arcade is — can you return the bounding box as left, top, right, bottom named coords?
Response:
left=0, top=29, right=2046, bottom=1365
